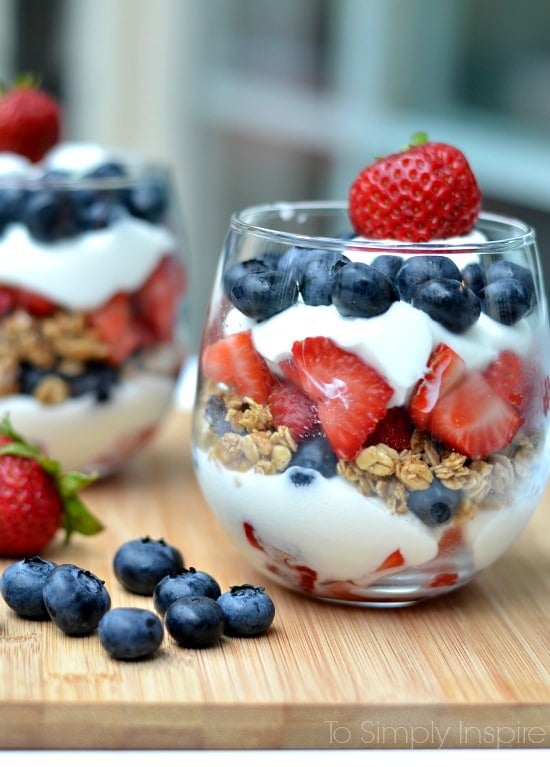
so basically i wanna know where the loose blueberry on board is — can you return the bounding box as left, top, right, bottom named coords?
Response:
left=407, top=480, right=462, bottom=527
left=153, top=567, right=222, bottom=616
left=217, top=584, right=275, bottom=638
left=98, top=607, right=164, bottom=660
left=42, top=564, right=111, bottom=636
left=370, top=254, right=405, bottom=283
left=113, top=536, right=184, bottom=596
left=230, top=270, right=298, bottom=321
left=287, top=435, right=338, bottom=483
left=0, top=556, right=57, bottom=620
left=299, top=250, right=350, bottom=306
left=394, top=255, right=462, bottom=302
left=411, top=278, right=481, bottom=333
left=331, top=261, right=398, bottom=318
left=164, top=595, right=225, bottom=648
left=479, top=278, right=534, bottom=326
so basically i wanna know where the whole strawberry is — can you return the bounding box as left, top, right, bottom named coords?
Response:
left=0, top=415, right=102, bottom=558
left=0, top=75, right=61, bottom=162
left=348, top=133, right=481, bottom=242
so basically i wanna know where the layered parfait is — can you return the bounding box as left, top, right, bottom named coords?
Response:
left=193, top=137, right=550, bottom=603
left=0, top=82, right=187, bottom=473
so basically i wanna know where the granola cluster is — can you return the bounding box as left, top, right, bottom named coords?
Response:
left=0, top=309, right=108, bottom=402
left=198, top=386, right=540, bottom=521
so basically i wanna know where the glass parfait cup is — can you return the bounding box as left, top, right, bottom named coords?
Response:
left=0, top=152, right=189, bottom=475
left=192, top=202, right=550, bottom=606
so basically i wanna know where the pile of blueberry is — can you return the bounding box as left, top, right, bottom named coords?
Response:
left=0, top=536, right=275, bottom=661
left=223, top=245, right=536, bottom=332
left=0, top=161, right=168, bottom=242
left=18, top=360, right=119, bottom=403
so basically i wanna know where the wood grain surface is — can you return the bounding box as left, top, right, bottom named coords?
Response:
left=0, top=410, right=548, bottom=750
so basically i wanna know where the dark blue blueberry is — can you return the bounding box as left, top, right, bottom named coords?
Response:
left=126, top=182, right=168, bottom=223
left=165, top=595, right=225, bottom=648
left=288, top=435, right=337, bottom=480
left=204, top=395, right=232, bottom=436
left=486, top=260, right=536, bottom=299
left=395, top=255, right=462, bottom=302
left=331, top=261, right=398, bottom=318
left=153, top=567, right=221, bottom=616
left=407, top=480, right=462, bottom=527
left=411, top=278, right=481, bottom=333
left=222, top=258, right=270, bottom=298
left=0, top=557, right=57, bottom=620
left=98, top=607, right=164, bottom=660
left=461, top=262, right=486, bottom=297
left=42, top=564, right=111, bottom=636
left=217, top=584, right=275, bottom=637
left=230, top=270, right=298, bottom=320
left=19, top=189, right=80, bottom=242
left=76, top=197, right=127, bottom=231
left=299, top=250, right=350, bottom=306
left=370, top=254, right=404, bottom=282
left=0, top=187, right=26, bottom=233
left=277, top=246, right=309, bottom=285
left=18, top=361, right=119, bottom=403
left=480, top=278, right=534, bottom=325
left=113, top=536, right=184, bottom=596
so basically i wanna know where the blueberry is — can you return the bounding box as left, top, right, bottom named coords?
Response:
left=371, top=254, right=404, bottom=282
left=461, top=262, right=485, bottom=297
left=126, top=182, right=168, bottom=223
left=411, top=278, right=481, bottom=333
left=84, top=161, right=127, bottom=180
left=277, top=246, right=309, bottom=285
left=217, top=584, right=275, bottom=637
left=331, top=261, right=398, bottom=318
left=19, top=190, right=80, bottom=242
left=486, top=260, right=536, bottom=299
left=287, top=435, right=338, bottom=480
left=113, top=536, right=184, bottom=596
left=0, top=556, right=57, bottom=620
left=76, top=197, right=127, bottom=231
left=407, top=480, right=462, bottom=527
left=480, top=278, right=534, bottom=325
left=153, top=567, right=221, bottom=616
left=395, top=255, right=462, bottom=302
left=299, top=250, right=350, bottom=306
left=67, top=361, right=119, bottom=402
left=222, top=258, right=270, bottom=299
left=42, top=564, right=111, bottom=636
left=230, top=270, right=298, bottom=320
left=165, top=595, right=225, bottom=648
left=0, top=187, right=25, bottom=233
left=204, top=395, right=233, bottom=436
left=98, top=607, right=164, bottom=660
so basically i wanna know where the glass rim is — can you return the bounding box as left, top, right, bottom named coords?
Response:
left=0, top=161, right=172, bottom=192
left=230, top=201, right=537, bottom=254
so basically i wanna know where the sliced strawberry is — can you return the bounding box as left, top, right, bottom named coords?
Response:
left=201, top=330, right=276, bottom=404
left=134, top=254, right=186, bottom=342
left=87, top=292, right=140, bottom=365
left=483, top=350, right=525, bottom=409
left=376, top=548, right=405, bottom=571
left=427, top=572, right=458, bottom=589
left=0, top=287, right=15, bottom=316
left=428, top=370, right=522, bottom=458
left=409, top=343, right=466, bottom=430
left=437, top=526, right=463, bottom=556
left=290, top=337, right=393, bottom=460
left=15, top=288, right=57, bottom=317
left=366, top=407, right=414, bottom=451
left=267, top=381, right=320, bottom=441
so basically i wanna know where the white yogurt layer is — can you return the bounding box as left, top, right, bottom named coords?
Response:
left=1, top=372, right=174, bottom=472
left=0, top=219, right=176, bottom=310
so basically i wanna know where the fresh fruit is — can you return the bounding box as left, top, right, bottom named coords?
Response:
left=290, top=336, right=393, bottom=460
left=153, top=567, right=222, bottom=616
left=113, top=536, right=184, bottom=596
left=217, top=584, right=275, bottom=637
left=0, top=77, right=61, bottom=162
left=204, top=395, right=233, bottom=436
left=126, top=182, right=168, bottom=224
left=483, top=350, right=525, bottom=409
left=0, top=415, right=102, bottom=558
left=409, top=343, right=467, bottom=430
left=42, top=563, right=111, bottom=636
left=87, top=292, right=140, bottom=365
left=0, top=556, right=57, bottom=619
left=376, top=549, right=405, bottom=571
left=299, top=250, right=349, bottom=306
left=18, top=189, right=79, bottom=242
left=348, top=134, right=481, bottom=242
left=201, top=330, right=277, bottom=404
left=411, top=277, right=480, bottom=333
left=331, top=261, right=398, bottom=318
left=98, top=607, right=164, bottom=660
left=428, top=370, right=522, bottom=458
left=165, top=595, right=225, bottom=648
left=267, top=381, right=320, bottom=441
left=134, top=254, right=186, bottom=342
left=365, top=406, right=414, bottom=451
left=230, top=269, right=298, bottom=320
left=479, top=278, right=534, bottom=326
left=370, top=254, right=404, bottom=282
left=394, top=255, right=462, bottom=302
left=461, top=262, right=485, bottom=296
left=287, top=434, right=338, bottom=483
left=407, top=479, right=462, bottom=526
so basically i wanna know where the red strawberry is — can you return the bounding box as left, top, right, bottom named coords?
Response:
left=15, top=288, right=57, bottom=317
left=483, top=350, right=525, bottom=409
left=134, top=254, right=186, bottom=342
left=87, top=292, right=140, bottom=365
left=268, top=381, right=320, bottom=441
left=376, top=548, right=405, bottom=572
left=0, top=415, right=102, bottom=558
left=366, top=406, right=414, bottom=450
left=201, top=330, right=276, bottom=404
left=290, top=336, right=393, bottom=460
left=409, top=343, right=466, bottom=430
left=428, top=370, right=522, bottom=458
left=349, top=134, right=481, bottom=242
left=0, top=77, right=62, bottom=162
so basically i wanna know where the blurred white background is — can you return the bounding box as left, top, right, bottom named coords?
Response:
left=1, top=0, right=549, bottom=349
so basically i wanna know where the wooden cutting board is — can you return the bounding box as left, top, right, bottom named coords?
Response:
left=0, top=410, right=548, bottom=750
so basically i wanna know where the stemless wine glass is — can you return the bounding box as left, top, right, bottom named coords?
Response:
left=0, top=147, right=189, bottom=475
left=192, top=201, right=550, bottom=606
